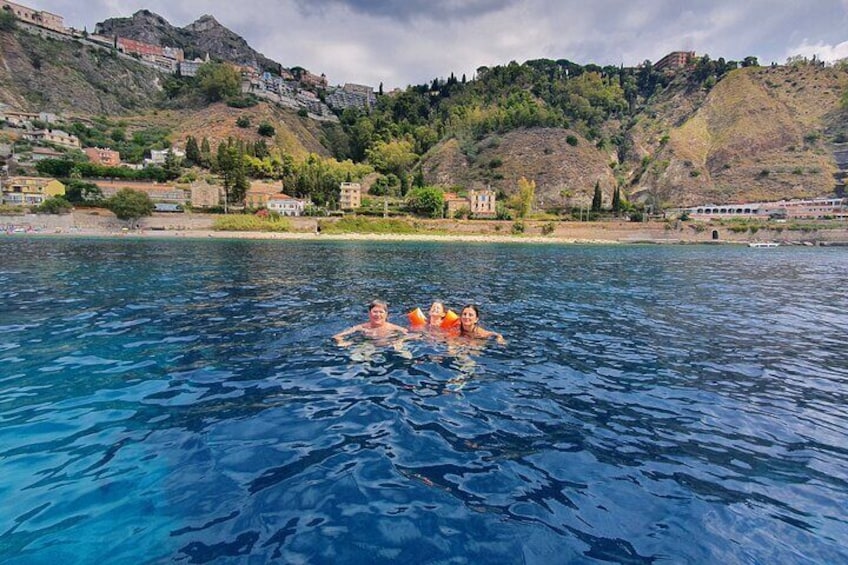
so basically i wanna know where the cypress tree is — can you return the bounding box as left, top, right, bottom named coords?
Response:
left=185, top=136, right=200, bottom=167
left=612, top=185, right=621, bottom=213
left=591, top=181, right=603, bottom=212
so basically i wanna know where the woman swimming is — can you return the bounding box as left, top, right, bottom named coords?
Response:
left=458, top=304, right=506, bottom=345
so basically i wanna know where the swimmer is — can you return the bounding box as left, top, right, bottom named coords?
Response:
left=458, top=304, right=506, bottom=345
left=334, top=299, right=408, bottom=346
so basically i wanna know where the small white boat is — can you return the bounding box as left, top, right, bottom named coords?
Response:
left=748, top=242, right=779, bottom=248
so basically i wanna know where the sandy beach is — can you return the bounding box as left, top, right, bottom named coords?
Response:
left=4, top=211, right=848, bottom=245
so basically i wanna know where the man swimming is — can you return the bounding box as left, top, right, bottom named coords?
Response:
left=333, top=299, right=408, bottom=346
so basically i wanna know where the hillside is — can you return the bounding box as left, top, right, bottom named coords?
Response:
left=94, top=10, right=279, bottom=71
left=0, top=28, right=164, bottom=114
left=419, top=64, right=847, bottom=207
left=631, top=66, right=847, bottom=206
left=168, top=103, right=331, bottom=158
left=2, top=8, right=847, bottom=209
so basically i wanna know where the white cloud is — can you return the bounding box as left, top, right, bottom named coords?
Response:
left=786, top=39, right=848, bottom=63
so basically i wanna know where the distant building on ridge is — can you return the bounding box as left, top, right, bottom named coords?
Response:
left=654, top=51, right=696, bottom=73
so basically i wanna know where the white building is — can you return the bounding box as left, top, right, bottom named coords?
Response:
left=267, top=196, right=307, bottom=216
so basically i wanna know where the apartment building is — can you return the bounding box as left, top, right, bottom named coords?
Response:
left=339, top=182, right=361, bottom=209
left=0, top=176, right=65, bottom=206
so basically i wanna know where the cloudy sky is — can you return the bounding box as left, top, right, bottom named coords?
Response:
left=31, top=0, right=848, bottom=89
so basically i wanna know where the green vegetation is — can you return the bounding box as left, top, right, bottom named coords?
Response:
left=226, top=94, right=258, bottom=108
left=213, top=215, right=293, bottom=232
left=509, top=177, right=535, bottom=218
left=63, top=180, right=104, bottom=204
left=35, top=196, right=72, bottom=214
left=0, top=204, right=25, bottom=214
left=36, top=158, right=174, bottom=182
left=195, top=62, right=241, bottom=103
left=405, top=186, right=445, bottom=218
left=257, top=123, right=275, bottom=137
left=106, top=188, right=154, bottom=227
left=65, top=120, right=171, bottom=164
left=0, top=10, right=16, bottom=30
left=318, top=217, right=417, bottom=234
left=591, top=181, right=603, bottom=212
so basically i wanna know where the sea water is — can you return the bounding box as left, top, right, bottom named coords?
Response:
left=0, top=237, right=846, bottom=564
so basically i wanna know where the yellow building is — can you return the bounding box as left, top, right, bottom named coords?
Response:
left=1, top=176, right=65, bottom=206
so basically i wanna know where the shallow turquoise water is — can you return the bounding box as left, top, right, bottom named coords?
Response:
left=1, top=237, right=847, bottom=563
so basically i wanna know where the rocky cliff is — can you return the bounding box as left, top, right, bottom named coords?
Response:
left=94, top=10, right=279, bottom=71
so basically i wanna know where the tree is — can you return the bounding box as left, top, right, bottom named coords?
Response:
left=413, top=167, right=425, bottom=189
left=195, top=61, right=241, bottom=103
left=591, top=181, right=603, bottom=212
left=200, top=137, right=212, bottom=168
left=36, top=196, right=72, bottom=214
left=184, top=136, right=201, bottom=167
left=511, top=177, right=535, bottom=218
left=405, top=186, right=445, bottom=218
left=216, top=138, right=249, bottom=207
left=106, top=188, right=154, bottom=228
left=64, top=180, right=103, bottom=204
left=365, top=139, right=417, bottom=179
left=612, top=185, right=622, bottom=213
left=163, top=150, right=182, bottom=180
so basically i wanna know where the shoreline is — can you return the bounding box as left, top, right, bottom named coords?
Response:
left=4, top=212, right=848, bottom=245
left=2, top=226, right=802, bottom=246
left=8, top=227, right=632, bottom=245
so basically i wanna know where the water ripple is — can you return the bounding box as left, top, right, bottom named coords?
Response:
left=1, top=240, right=847, bottom=563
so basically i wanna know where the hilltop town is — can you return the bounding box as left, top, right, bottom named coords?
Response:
left=1, top=0, right=848, bottom=236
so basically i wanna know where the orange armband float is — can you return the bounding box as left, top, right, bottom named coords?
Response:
left=408, top=307, right=427, bottom=326
left=441, top=310, right=460, bottom=329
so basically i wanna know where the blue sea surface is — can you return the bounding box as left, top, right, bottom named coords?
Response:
left=1, top=237, right=846, bottom=564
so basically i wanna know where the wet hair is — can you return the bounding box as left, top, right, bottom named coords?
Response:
left=429, top=301, right=446, bottom=315
left=368, top=299, right=388, bottom=312
left=459, top=304, right=480, bottom=336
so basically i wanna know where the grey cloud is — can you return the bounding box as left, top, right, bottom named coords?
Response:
left=31, top=0, right=848, bottom=89
left=293, top=0, right=514, bottom=21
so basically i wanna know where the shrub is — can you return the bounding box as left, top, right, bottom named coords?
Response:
left=541, top=222, right=555, bottom=235
left=566, top=135, right=578, bottom=146
left=212, top=215, right=292, bottom=232
left=320, top=217, right=416, bottom=234
left=36, top=196, right=72, bottom=214
left=257, top=123, right=275, bottom=137
left=803, top=132, right=820, bottom=144
left=511, top=221, right=525, bottom=234
left=236, top=116, right=251, bottom=128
